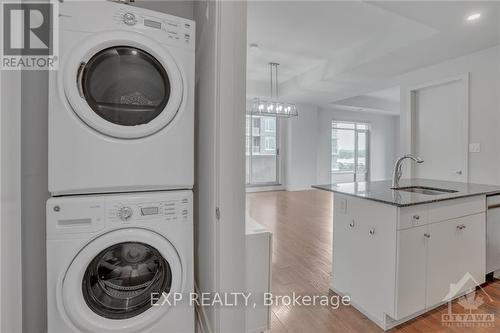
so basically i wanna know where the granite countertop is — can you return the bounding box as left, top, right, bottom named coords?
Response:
left=313, top=179, right=500, bottom=207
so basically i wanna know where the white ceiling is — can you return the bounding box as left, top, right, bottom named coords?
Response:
left=330, top=86, right=401, bottom=115
left=247, top=1, right=500, bottom=113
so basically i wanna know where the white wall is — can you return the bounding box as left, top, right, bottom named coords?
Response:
left=285, top=104, right=319, bottom=191
left=316, top=108, right=399, bottom=185
left=194, top=1, right=247, bottom=332
left=399, top=45, right=500, bottom=185
left=282, top=104, right=399, bottom=189
left=193, top=1, right=218, bottom=330
left=283, top=44, right=500, bottom=188
left=21, top=69, right=50, bottom=333
left=1, top=70, right=23, bottom=333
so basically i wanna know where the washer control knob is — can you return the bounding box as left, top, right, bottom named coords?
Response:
left=117, top=206, right=133, bottom=221
left=122, top=12, right=137, bottom=26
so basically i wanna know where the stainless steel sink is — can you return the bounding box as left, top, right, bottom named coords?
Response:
left=391, top=186, right=459, bottom=196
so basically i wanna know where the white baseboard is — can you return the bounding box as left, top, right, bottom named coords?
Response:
left=246, top=185, right=285, bottom=193
left=285, top=186, right=315, bottom=192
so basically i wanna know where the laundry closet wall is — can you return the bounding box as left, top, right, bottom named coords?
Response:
left=20, top=1, right=195, bottom=332
left=1, top=66, right=23, bottom=333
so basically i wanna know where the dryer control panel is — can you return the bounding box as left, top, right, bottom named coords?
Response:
left=59, top=1, right=195, bottom=50
left=113, top=8, right=195, bottom=48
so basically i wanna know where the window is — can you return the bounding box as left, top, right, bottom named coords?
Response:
left=263, top=118, right=276, bottom=132
left=264, top=136, right=276, bottom=152
left=246, top=115, right=281, bottom=186
left=331, top=121, right=370, bottom=184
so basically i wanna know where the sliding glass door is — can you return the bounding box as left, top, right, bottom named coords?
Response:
left=246, top=115, right=281, bottom=186
left=331, top=121, right=370, bottom=184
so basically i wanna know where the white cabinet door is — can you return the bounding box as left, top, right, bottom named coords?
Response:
left=332, top=196, right=356, bottom=294
left=426, top=214, right=485, bottom=307
left=342, top=196, right=397, bottom=318
left=454, top=213, right=486, bottom=287
left=395, top=225, right=428, bottom=320
left=245, top=230, right=272, bottom=333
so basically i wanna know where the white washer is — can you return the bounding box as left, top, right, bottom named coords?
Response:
left=49, top=1, right=195, bottom=195
left=47, top=190, right=194, bottom=333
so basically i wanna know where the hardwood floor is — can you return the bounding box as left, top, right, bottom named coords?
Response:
left=246, top=190, right=500, bottom=333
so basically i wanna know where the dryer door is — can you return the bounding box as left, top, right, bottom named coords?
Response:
left=61, top=228, right=184, bottom=332
left=63, top=31, right=184, bottom=139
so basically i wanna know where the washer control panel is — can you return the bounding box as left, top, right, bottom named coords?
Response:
left=113, top=8, right=194, bottom=47
left=47, top=191, right=192, bottom=237
left=108, top=196, right=190, bottom=223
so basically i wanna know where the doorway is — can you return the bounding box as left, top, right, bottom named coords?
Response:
left=331, top=121, right=370, bottom=184
left=246, top=115, right=281, bottom=186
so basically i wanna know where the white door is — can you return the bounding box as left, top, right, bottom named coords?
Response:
left=246, top=115, right=281, bottom=186
left=413, top=77, right=468, bottom=181
left=331, top=121, right=370, bottom=184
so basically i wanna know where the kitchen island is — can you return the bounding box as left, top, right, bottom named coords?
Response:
left=314, top=179, right=500, bottom=330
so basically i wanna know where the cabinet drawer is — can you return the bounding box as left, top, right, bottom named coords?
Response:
left=428, top=196, right=485, bottom=223
left=399, top=206, right=428, bottom=230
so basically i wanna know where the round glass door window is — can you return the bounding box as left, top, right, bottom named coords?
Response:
left=81, top=46, right=171, bottom=126
left=82, top=242, right=172, bottom=319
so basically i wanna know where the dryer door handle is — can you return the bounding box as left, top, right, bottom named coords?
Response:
left=77, top=62, right=86, bottom=98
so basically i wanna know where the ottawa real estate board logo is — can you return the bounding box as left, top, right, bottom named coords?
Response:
left=1, top=1, right=58, bottom=70
left=441, top=272, right=495, bottom=328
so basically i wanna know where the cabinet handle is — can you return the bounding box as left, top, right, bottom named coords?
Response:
left=488, top=203, right=500, bottom=210
left=424, top=233, right=431, bottom=238
left=349, top=220, right=355, bottom=228
left=457, top=224, right=466, bottom=230
left=369, top=227, right=375, bottom=236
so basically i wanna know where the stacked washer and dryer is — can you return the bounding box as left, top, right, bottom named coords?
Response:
left=47, top=1, right=195, bottom=332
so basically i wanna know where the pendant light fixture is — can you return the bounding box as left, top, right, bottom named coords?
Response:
left=250, top=62, right=298, bottom=118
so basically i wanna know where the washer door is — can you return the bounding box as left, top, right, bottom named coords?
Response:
left=63, top=31, right=184, bottom=139
left=61, top=228, right=183, bottom=332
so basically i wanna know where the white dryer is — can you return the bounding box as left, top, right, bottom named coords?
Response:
left=49, top=1, right=195, bottom=195
left=47, top=190, right=194, bottom=333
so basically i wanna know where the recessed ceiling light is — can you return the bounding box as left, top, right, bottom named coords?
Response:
left=467, top=13, right=481, bottom=21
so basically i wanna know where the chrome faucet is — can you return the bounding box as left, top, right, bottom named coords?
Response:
left=392, top=154, right=424, bottom=188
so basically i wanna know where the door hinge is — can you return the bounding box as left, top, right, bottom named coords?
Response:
left=215, top=207, right=221, bottom=220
